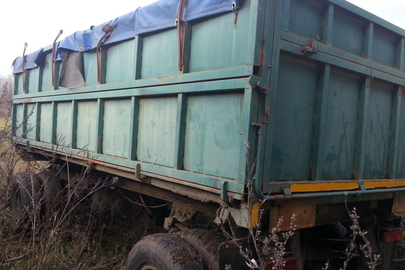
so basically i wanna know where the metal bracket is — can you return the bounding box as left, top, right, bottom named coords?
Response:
left=220, top=181, right=229, bottom=203
left=135, top=163, right=149, bottom=183
left=96, top=24, right=117, bottom=83
left=283, top=187, right=292, bottom=196
left=354, top=181, right=367, bottom=196
left=22, top=43, right=28, bottom=92
left=52, top=30, right=63, bottom=87
left=301, top=38, right=318, bottom=56
left=164, top=201, right=197, bottom=231
left=135, top=163, right=141, bottom=180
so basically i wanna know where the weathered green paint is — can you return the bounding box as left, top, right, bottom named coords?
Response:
left=106, top=39, right=137, bottom=83
left=11, top=105, right=17, bottom=136
left=322, top=4, right=333, bottom=44
left=56, top=102, right=72, bottom=146
left=373, top=26, right=397, bottom=67
left=15, top=75, right=24, bottom=95
left=398, top=38, right=405, bottom=70
left=13, top=67, right=252, bottom=101
left=27, top=68, right=40, bottom=94
left=396, top=92, right=405, bottom=177
left=141, top=29, right=178, bottom=78
left=103, top=99, right=131, bottom=158
left=363, top=81, right=393, bottom=178
left=184, top=93, right=243, bottom=179
left=267, top=54, right=319, bottom=181
left=188, top=6, right=254, bottom=73
left=26, top=103, right=37, bottom=140
left=311, top=64, right=330, bottom=181
left=128, top=97, right=139, bottom=160
left=70, top=100, right=78, bottom=148
left=319, top=67, right=360, bottom=179
left=96, top=99, right=104, bottom=153
left=51, top=102, right=57, bottom=144
left=14, top=105, right=23, bottom=137
left=11, top=0, right=405, bottom=203
left=388, top=87, right=403, bottom=178
left=76, top=101, right=97, bottom=151
left=363, top=23, right=374, bottom=58
left=11, top=138, right=246, bottom=200
left=174, top=94, right=187, bottom=169
left=353, top=78, right=371, bottom=180
left=137, top=97, right=177, bottom=167
left=83, top=52, right=98, bottom=86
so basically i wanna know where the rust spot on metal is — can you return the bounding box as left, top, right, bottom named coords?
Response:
left=96, top=24, right=117, bottom=84
left=177, top=0, right=187, bottom=72
left=154, top=75, right=170, bottom=82
left=52, top=30, right=63, bottom=87
left=22, top=43, right=28, bottom=93
left=258, top=49, right=265, bottom=76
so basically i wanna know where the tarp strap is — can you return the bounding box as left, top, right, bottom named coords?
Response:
left=52, top=30, right=64, bottom=87
left=97, top=24, right=117, bottom=83
left=177, top=0, right=187, bottom=72
left=22, top=43, right=28, bottom=92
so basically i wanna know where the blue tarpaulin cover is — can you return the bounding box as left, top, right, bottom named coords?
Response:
left=13, top=0, right=240, bottom=74
left=12, top=49, right=44, bottom=74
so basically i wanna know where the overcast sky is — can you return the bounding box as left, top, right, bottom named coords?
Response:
left=0, top=0, right=404, bottom=77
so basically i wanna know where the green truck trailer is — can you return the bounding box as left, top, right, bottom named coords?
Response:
left=10, top=0, right=405, bottom=269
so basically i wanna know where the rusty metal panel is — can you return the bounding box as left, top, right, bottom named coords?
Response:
left=269, top=198, right=317, bottom=231
left=392, top=191, right=405, bottom=213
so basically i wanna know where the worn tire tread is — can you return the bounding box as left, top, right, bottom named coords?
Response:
left=177, top=229, right=221, bottom=270
left=37, top=170, right=62, bottom=216
left=10, top=173, right=38, bottom=231
left=126, top=233, right=203, bottom=270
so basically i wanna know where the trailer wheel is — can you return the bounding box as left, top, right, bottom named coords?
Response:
left=126, top=233, right=203, bottom=270
left=177, top=229, right=221, bottom=270
left=37, top=170, right=62, bottom=217
left=10, top=173, right=38, bottom=231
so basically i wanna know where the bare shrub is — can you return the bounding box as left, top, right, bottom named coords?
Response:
left=0, top=145, right=158, bottom=269
left=1, top=165, right=159, bottom=269
left=0, top=74, right=12, bottom=119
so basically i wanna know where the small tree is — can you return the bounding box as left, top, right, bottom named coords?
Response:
left=0, top=74, right=13, bottom=118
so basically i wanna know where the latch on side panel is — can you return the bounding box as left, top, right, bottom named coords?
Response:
left=301, top=38, right=318, bottom=56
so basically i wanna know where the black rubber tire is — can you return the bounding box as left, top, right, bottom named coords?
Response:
left=37, top=170, right=62, bottom=216
left=177, top=229, right=221, bottom=270
left=126, top=233, right=203, bottom=270
left=9, top=172, right=38, bottom=231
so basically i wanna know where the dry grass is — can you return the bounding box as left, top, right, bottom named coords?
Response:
left=0, top=116, right=160, bottom=269
left=0, top=117, right=7, bottom=129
